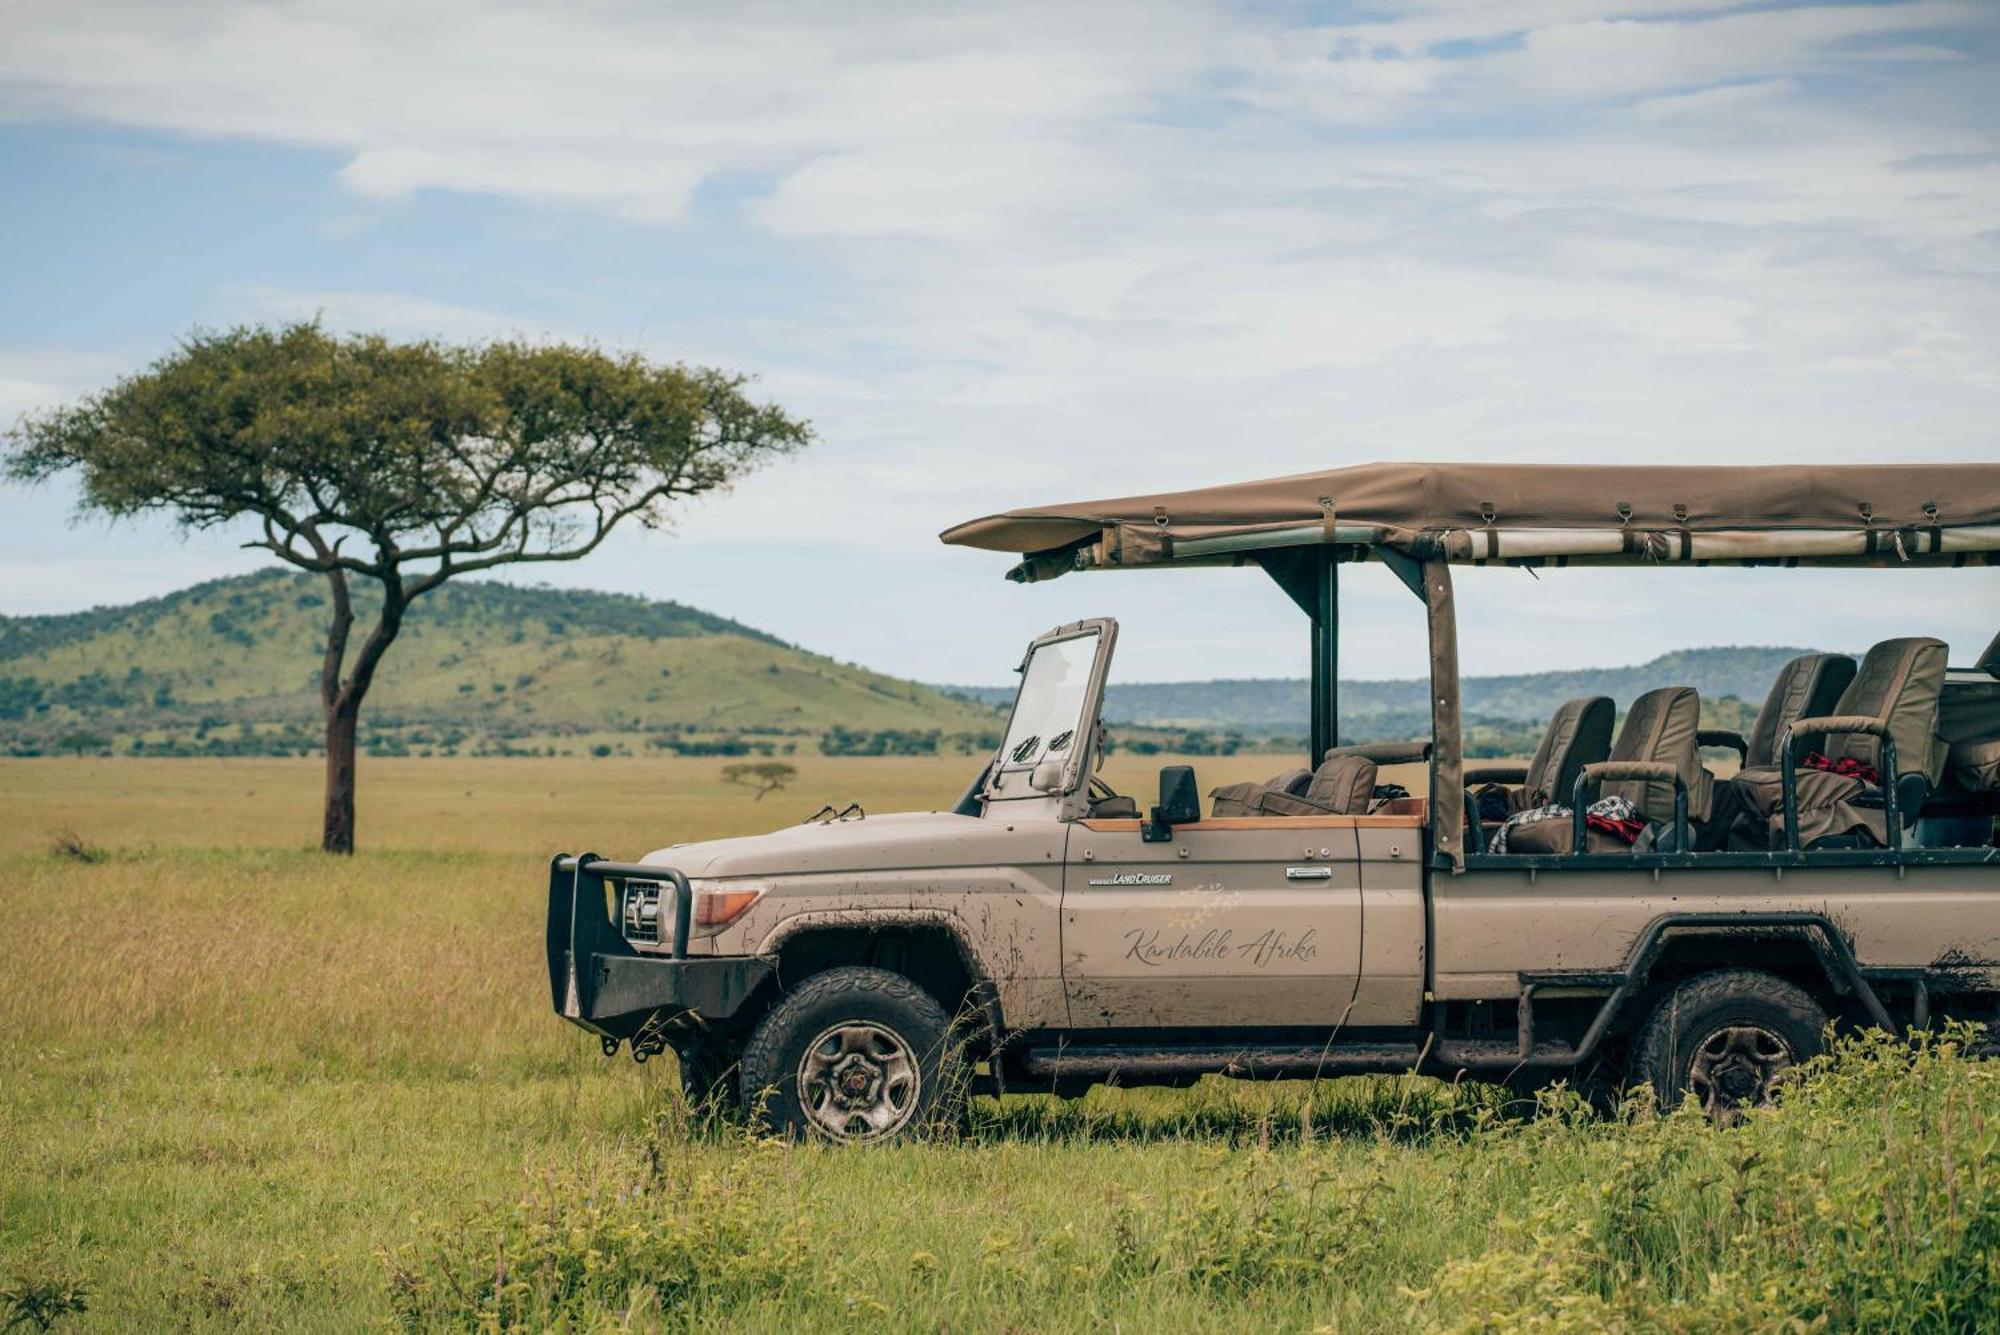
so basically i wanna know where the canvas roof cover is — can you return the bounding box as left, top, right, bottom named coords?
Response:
left=940, top=462, right=2000, bottom=571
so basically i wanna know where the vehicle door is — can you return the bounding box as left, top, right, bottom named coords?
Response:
left=1059, top=731, right=1364, bottom=1031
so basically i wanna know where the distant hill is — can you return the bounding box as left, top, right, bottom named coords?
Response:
left=0, top=569, right=1001, bottom=758
left=945, top=645, right=1823, bottom=742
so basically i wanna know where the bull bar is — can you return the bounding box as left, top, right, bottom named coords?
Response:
left=546, top=853, right=773, bottom=1047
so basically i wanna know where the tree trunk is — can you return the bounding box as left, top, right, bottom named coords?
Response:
left=323, top=703, right=359, bottom=854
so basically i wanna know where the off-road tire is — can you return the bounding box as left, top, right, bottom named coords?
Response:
left=738, top=965, right=967, bottom=1143
left=1630, top=969, right=1826, bottom=1118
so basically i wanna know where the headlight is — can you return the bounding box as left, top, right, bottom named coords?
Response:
left=690, top=884, right=765, bottom=935
left=620, top=880, right=764, bottom=945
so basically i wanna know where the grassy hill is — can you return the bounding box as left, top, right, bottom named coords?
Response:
left=0, top=569, right=1002, bottom=758
left=946, top=645, right=1808, bottom=757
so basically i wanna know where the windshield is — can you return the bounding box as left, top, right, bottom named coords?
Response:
left=998, top=629, right=1099, bottom=771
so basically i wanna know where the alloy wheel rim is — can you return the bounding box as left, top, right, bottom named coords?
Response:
left=797, top=1021, right=921, bottom=1142
left=1687, top=1023, right=1794, bottom=1117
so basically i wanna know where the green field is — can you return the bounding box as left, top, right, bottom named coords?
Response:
left=3, top=756, right=1997, bottom=1331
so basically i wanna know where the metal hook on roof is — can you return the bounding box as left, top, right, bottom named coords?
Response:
left=1616, top=502, right=1632, bottom=526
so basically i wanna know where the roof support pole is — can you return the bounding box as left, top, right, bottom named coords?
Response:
left=1312, top=550, right=1338, bottom=764
left=1254, top=547, right=1341, bottom=764
left=1424, top=559, right=1463, bottom=872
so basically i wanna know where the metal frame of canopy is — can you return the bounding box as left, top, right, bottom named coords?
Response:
left=942, top=463, right=2000, bottom=872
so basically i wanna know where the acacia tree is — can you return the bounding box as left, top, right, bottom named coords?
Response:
left=721, top=760, right=797, bottom=801
left=5, top=322, right=812, bottom=853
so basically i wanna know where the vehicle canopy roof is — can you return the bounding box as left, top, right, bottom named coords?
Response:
left=945, top=462, right=2000, bottom=870
left=942, top=462, right=2000, bottom=578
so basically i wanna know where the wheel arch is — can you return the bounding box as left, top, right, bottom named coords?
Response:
left=757, top=909, right=1005, bottom=1039
left=1612, top=912, right=1894, bottom=1033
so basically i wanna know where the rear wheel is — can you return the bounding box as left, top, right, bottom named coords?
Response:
left=738, top=966, right=967, bottom=1143
left=1629, top=969, right=1825, bottom=1119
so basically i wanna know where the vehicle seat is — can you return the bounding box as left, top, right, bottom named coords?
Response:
left=1254, top=754, right=1379, bottom=816
left=1208, top=766, right=1312, bottom=817
left=1948, top=736, right=2000, bottom=793
left=1735, top=653, right=1858, bottom=769
left=1726, top=637, right=1947, bottom=848
left=1503, top=686, right=1713, bottom=853
left=1470, top=696, right=1614, bottom=821
left=1212, top=755, right=1378, bottom=817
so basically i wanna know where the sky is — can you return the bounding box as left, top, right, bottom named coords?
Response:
left=0, top=0, right=1996, bottom=685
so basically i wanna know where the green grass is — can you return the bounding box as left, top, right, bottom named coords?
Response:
left=2, top=756, right=1997, bottom=1331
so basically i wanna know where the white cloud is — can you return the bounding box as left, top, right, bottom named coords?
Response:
left=0, top=0, right=1996, bottom=679
left=0, top=348, right=131, bottom=424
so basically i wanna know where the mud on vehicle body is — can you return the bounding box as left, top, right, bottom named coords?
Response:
left=549, top=463, right=2000, bottom=1139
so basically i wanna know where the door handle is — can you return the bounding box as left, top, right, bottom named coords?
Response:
left=1285, top=866, right=1335, bottom=880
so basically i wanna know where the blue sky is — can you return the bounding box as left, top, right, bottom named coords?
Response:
left=2, top=0, right=1996, bottom=683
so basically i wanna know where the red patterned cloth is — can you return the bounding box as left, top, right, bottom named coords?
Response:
left=1802, top=751, right=1879, bottom=787
left=1586, top=812, right=1647, bottom=843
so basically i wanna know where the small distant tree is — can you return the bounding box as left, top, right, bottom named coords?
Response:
left=721, top=760, right=797, bottom=801
left=6, top=322, right=812, bottom=852
left=56, top=730, right=111, bottom=757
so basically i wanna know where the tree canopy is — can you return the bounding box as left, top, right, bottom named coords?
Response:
left=5, top=321, right=813, bottom=850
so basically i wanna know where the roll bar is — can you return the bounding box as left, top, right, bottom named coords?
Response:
left=1570, top=762, right=1689, bottom=854
left=1778, top=720, right=1900, bottom=854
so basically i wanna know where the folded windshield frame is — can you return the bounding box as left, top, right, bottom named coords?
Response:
left=986, top=618, right=1116, bottom=808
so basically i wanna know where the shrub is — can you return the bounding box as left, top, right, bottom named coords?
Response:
left=381, top=1144, right=810, bottom=1329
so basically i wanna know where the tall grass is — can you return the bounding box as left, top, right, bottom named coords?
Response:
left=1, top=758, right=1995, bottom=1331
left=378, top=1030, right=2000, bottom=1332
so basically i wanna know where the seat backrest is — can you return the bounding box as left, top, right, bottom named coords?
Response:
left=1251, top=754, right=1379, bottom=816
left=1266, top=767, right=1313, bottom=798
left=1745, top=653, right=1857, bottom=768
left=1602, top=686, right=1713, bottom=822
left=1298, top=754, right=1378, bottom=813
left=1523, top=696, right=1614, bottom=806
left=1827, top=637, right=1948, bottom=784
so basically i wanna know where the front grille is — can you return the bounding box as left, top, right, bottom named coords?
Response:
left=621, top=881, right=664, bottom=944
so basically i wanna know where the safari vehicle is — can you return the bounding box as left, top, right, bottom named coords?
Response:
left=548, top=463, right=2000, bottom=1141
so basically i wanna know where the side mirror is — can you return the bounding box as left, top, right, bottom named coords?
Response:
left=1029, top=758, right=1067, bottom=794
left=1143, top=765, right=1201, bottom=842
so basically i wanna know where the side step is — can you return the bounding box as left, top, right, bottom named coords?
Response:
left=1020, top=1042, right=1424, bottom=1082
left=1017, top=1036, right=1584, bottom=1084
left=1432, top=1038, right=1580, bottom=1070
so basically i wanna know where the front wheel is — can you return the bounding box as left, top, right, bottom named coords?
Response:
left=738, top=966, right=967, bottom=1144
left=1629, top=969, right=1826, bottom=1119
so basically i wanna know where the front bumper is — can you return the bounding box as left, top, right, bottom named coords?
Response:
left=546, top=853, right=773, bottom=1040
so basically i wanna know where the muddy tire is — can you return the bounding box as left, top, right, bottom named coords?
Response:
left=738, top=966, right=967, bottom=1143
left=1630, top=969, right=1826, bottom=1119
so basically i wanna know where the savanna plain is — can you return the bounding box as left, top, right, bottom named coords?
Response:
left=3, top=755, right=1997, bottom=1332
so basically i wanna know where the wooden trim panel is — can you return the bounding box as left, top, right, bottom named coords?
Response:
left=1080, top=814, right=1426, bottom=832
